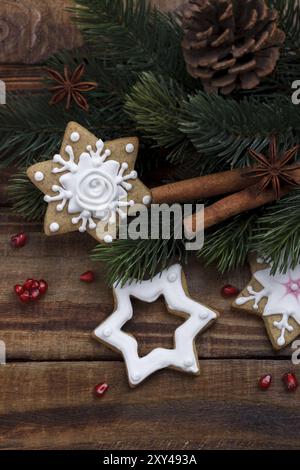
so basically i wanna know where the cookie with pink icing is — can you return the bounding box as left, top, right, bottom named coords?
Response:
left=233, top=253, right=300, bottom=350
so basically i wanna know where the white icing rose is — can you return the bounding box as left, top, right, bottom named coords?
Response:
left=75, top=169, right=117, bottom=213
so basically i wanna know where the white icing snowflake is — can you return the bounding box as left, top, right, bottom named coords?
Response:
left=236, top=262, right=300, bottom=346
left=44, top=139, right=137, bottom=232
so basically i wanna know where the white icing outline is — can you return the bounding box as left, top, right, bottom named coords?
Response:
left=94, top=264, right=217, bottom=386
left=235, top=260, right=300, bottom=346
left=45, top=137, right=138, bottom=233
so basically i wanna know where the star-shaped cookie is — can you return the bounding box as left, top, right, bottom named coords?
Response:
left=27, top=122, right=152, bottom=243
left=233, top=253, right=300, bottom=350
left=93, top=264, right=218, bottom=387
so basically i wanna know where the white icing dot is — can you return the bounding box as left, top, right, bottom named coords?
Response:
left=103, top=328, right=112, bottom=338
left=49, top=222, right=60, bottom=233
left=277, top=336, right=285, bottom=346
left=142, top=195, right=151, bottom=205
left=256, top=257, right=265, bottom=264
left=184, top=359, right=193, bottom=368
left=167, top=272, right=177, bottom=283
left=125, top=143, right=135, bottom=154
left=131, top=374, right=141, bottom=382
left=34, top=171, right=44, bottom=182
left=199, top=311, right=209, bottom=320
left=291, top=283, right=298, bottom=291
left=106, top=149, right=111, bottom=157
left=70, top=132, right=80, bottom=142
left=104, top=235, right=113, bottom=244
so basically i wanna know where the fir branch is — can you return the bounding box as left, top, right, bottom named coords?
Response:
left=8, top=171, right=46, bottom=221
left=91, top=236, right=187, bottom=286
left=125, top=72, right=191, bottom=163
left=250, top=190, right=300, bottom=273
left=270, top=0, right=300, bottom=47
left=72, top=0, right=192, bottom=87
left=0, top=94, right=64, bottom=167
left=198, top=213, right=257, bottom=273
left=180, top=93, right=300, bottom=171
left=0, top=93, right=134, bottom=168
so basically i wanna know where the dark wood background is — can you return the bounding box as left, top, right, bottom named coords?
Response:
left=0, top=0, right=300, bottom=450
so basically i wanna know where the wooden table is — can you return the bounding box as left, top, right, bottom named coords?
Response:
left=1, top=0, right=300, bottom=451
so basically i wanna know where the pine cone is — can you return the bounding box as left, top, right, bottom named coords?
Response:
left=181, top=0, right=286, bottom=94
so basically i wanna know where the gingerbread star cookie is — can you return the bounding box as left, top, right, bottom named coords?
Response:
left=27, top=122, right=152, bottom=243
left=233, top=253, right=300, bottom=350
left=94, top=264, right=218, bottom=387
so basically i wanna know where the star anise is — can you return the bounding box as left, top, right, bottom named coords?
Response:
left=46, top=64, right=97, bottom=112
left=245, top=136, right=300, bottom=200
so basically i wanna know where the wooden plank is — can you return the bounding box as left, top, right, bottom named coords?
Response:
left=0, top=0, right=83, bottom=64
left=0, top=216, right=289, bottom=360
left=0, top=1, right=183, bottom=66
left=0, top=360, right=299, bottom=450
left=0, top=1, right=186, bottom=91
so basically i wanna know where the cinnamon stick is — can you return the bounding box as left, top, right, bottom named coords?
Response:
left=152, top=164, right=300, bottom=207
left=151, top=168, right=256, bottom=204
left=184, top=184, right=291, bottom=237
left=151, top=164, right=300, bottom=204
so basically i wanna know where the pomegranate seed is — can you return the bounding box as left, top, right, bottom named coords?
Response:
left=94, top=382, right=109, bottom=397
left=23, top=279, right=35, bottom=290
left=14, top=284, right=24, bottom=296
left=38, top=280, right=48, bottom=295
left=258, top=374, right=272, bottom=390
left=221, top=284, right=239, bottom=298
left=282, top=373, right=298, bottom=392
left=31, top=280, right=40, bottom=290
left=11, top=232, right=27, bottom=248
left=80, top=271, right=95, bottom=283
left=19, top=290, right=31, bottom=303
left=30, top=288, right=41, bottom=301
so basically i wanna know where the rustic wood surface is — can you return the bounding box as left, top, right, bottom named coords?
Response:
left=0, top=0, right=83, bottom=64
left=0, top=0, right=184, bottom=66
left=1, top=360, right=299, bottom=450
left=1, top=0, right=300, bottom=452
left=1, top=212, right=284, bottom=362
